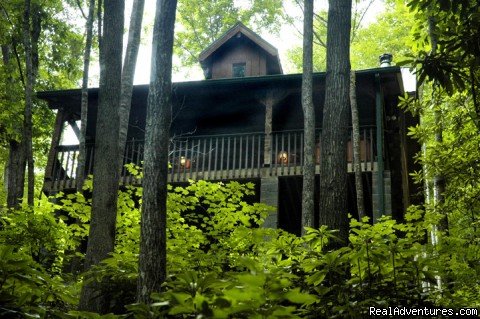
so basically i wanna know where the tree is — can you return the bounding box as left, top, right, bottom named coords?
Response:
left=2, top=0, right=41, bottom=207
left=79, top=0, right=125, bottom=312
left=287, top=1, right=414, bottom=72
left=407, top=0, right=479, bottom=124
left=301, top=0, right=315, bottom=234
left=350, top=70, right=365, bottom=219
left=137, top=0, right=177, bottom=303
left=0, top=1, right=83, bottom=207
left=427, top=10, right=448, bottom=234
left=318, top=0, right=351, bottom=244
left=22, top=0, right=35, bottom=207
left=405, top=0, right=480, bottom=235
left=1, top=5, right=22, bottom=208
left=118, top=0, right=145, bottom=174
left=76, top=0, right=96, bottom=192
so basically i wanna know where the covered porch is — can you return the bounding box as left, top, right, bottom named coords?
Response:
left=43, top=126, right=378, bottom=193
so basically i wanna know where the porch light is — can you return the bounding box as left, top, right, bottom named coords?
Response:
left=278, top=151, right=288, bottom=164
left=180, top=156, right=186, bottom=167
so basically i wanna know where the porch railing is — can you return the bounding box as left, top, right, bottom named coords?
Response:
left=45, top=126, right=377, bottom=191
left=268, top=126, right=376, bottom=176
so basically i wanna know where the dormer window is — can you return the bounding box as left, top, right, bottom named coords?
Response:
left=232, top=62, right=246, bottom=77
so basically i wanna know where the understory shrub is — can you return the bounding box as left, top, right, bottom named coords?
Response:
left=0, top=177, right=479, bottom=318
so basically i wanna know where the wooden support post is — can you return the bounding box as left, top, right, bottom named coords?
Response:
left=259, top=89, right=289, bottom=167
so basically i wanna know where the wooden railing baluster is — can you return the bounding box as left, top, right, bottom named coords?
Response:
left=220, top=136, right=225, bottom=179
left=208, top=138, right=213, bottom=180
left=293, top=131, right=298, bottom=174
left=232, top=137, right=237, bottom=178
left=213, top=137, right=218, bottom=180
left=245, top=135, right=249, bottom=178
left=300, top=132, right=304, bottom=175
left=257, top=134, right=261, bottom=177
left=202, top=139, right=207, bottom=178
left=239, top=136, right=243, bottom=178
left=184, top=138, right=189, bottom=181
left=194, top=139, right=200, bottom=179
left=250, top=135, right=255, bottom=177
left=226, top=137, right=231, bottom=179
left=287, top=132, right=291, bottom=175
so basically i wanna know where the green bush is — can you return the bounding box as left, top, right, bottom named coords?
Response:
left=1, top=177, right=479, bottom=318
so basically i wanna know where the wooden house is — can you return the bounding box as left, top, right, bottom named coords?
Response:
left=38, top=22, right=420, bottom=235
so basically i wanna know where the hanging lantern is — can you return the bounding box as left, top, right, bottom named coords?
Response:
left=278, top=151, right=288, bottom=164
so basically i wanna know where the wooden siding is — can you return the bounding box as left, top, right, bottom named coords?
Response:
left=211, top=41, right=268, bottom=79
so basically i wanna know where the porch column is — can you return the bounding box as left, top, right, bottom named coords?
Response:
left=259, top=89, right=288, bottom=167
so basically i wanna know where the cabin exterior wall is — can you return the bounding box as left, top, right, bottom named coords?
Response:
left=210, top=41, right=267, bottom=78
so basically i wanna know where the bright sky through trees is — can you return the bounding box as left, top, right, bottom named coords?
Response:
left=84, top=0, right=393, bottom=85
left=83, top=1, right=415, bottom=90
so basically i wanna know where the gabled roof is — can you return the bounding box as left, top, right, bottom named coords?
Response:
left=198, top=22, right=281, bottom=69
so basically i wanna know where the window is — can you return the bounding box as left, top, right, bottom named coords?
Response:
left=232, top=62, right=246, bottom=77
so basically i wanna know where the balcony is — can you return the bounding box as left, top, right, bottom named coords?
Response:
left=43, top=126, right=378, bottom=193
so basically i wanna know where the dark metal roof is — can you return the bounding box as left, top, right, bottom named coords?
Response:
left=37, top=66, right=404, bottom=110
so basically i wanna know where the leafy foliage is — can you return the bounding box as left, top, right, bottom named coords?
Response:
left=287, top=1, right=415, bottom=72
left=1, top=176, right=480, bottom=317
left=0, top=0, right=84, bottom=206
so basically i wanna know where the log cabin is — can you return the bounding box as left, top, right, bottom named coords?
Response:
left=38, top=22, right=421, bottom=235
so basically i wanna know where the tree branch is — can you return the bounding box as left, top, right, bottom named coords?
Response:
left=76, top=0, right=88, bottom=20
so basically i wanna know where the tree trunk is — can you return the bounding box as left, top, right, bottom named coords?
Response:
left=118, top=0, right=145, bottom=176
left=1, top=43, right=25, bottom=209
left=137, top=0, right=177, bottom=304
left=301, top=0, right=315, bottom=235
left=318, top=0, right=352, bottom=245
left=76, top=0, right=96, bottom=191
left=79, top=0, right=124, bottom=312
left=6, top=140, right=26, bottom=208
left=350, top=71, right=366, bottom=219
left=427, top=13, right=448, bottom=234
left=22, top=0, right=34, bottom=206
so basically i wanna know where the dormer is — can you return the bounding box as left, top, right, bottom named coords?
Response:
left=199, top=22, right=283, bottom=79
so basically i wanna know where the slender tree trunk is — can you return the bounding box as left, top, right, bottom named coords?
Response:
left=318, top=0, right=352, bottom=245
left=1, top=44, right=25, bottom=209
left=79, top=0, right=124, bottom=312
left=137, top=0, right=177, bottom=303
left=427, top=13, right=448, bottom=233
left=118, top=0, right=145, bottom=175
left=77, top=0, right=96, bottom=191
left=301, top=0, right=315, bottom=235
left=350, top=71, right=365, bottom=219
left=22, top=0, right=34, bottom=206
left=6, top=141, right=25, bottom=208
